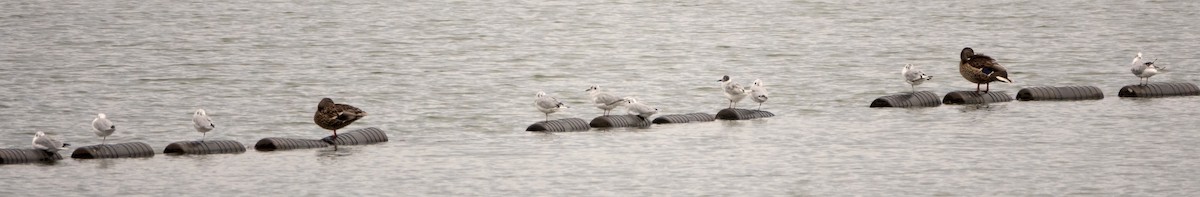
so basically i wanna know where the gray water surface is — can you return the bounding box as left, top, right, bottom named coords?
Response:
left=2, top=0, right=1199, bottom=196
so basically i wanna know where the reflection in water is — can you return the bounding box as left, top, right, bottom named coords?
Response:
left=316, top=147, right=356, bottom=158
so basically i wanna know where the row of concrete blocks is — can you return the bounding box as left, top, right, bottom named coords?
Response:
left=0, top=127, right=388, bottom=164
left=871, top=82, right=1200, bottom=108
left=527, top=108, right=776, bottom=132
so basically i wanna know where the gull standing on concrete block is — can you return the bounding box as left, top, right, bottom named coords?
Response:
left=91, top=113, right=115, bottom=144
left=623, top=97, right=659, bottom=120
left=1130, top=52, right=1163, bottom=85
left=534, top=91, right=568, bottom=121
left=749, top=79, right=769, bottom=110
left=193, top=108, right=215, bottom=141
left=32, top=131, right=70, bottom=152
left=902, top=64, right=933, bottom=93
left=718, top=75, right=748, bottom=109
left=586, top=85, right=625, bottom=116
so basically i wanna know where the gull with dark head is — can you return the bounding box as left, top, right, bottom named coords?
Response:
left=959, top=47, right=1012, bottom=93
left=193, top=108, right=215, bottom=141
left=718, top=75, right=748, bottom=109
left=534, top=91, right=568, bottom=121
left=902, top=64, right=933, bottom=93
left=91, top=113, right=115, bottom=144
left=585, top=85, right=625, bottom=116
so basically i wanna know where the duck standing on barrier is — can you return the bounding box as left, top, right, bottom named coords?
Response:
left=193, top=108, right=215, bottom=141
left=959, top=47, right=1012, bottom=93
left=314, top=98, right=367, bottom=150
left=91, top=113, right=115, bottom=144
left=1130, top=52, right=1164, bottom=85
left=749, top=79, right=769, bottom=110
left=534, top=91, right=568, bottom=121
left=33, top=131, right=70, bottom=153
left=623, top=97, right=659, bottom=120
left=902, top=64, right=933, bottom=93
left=718, top=75, right=748, bottom=109
left=586, top=85, right=625, bottom=116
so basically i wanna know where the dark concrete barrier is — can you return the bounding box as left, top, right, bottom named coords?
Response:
left=526, top=118, right=590, bottom=132
left=0, top=149, right=63, bottom=164
left=943, top=91, right=1013, bottom=104
left=254, top=127, right=388, bottom=151
left=319, top=127, right=389, bottom=146
left=715, top=108, right=775, bottom=120
left=652, top=113, right=716, bottom=124
left=1016, top=86, right=1104, bottom=101
left=255, top=138, right=329, bottom=151
left=590, top=115, right=652, bottom=128
left=870, top=91, right=942, bottom=108
left=1118, top=82, right=1200, bottom=98
left=70, top=142, right=155, bottom=159
left=163, top=140, right=246, bottom=155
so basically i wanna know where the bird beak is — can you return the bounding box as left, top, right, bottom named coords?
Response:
left=996, top=76, right=1012, bottom=83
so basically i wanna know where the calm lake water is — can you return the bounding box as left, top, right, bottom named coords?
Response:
left=2, top=0, right=1199, bottom=196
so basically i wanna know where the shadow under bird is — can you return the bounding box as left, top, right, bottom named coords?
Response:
left=623, top=97, right=659, bottom=120
left=749, top=79, right=769, bottom=110
left=718, top=75, right=748, bottom=109
left=959, top=47, right=1012, bottom=93
left=32, top=131, right=70, bottom=153
left=586, top=85, right=626, bottom=116
left=1129, top=52, right=1164, bottom=85
left=314, top=98, right=367, bottom=145
left=534, top=91, right=568, bottom=121
left=902, top=64, right=933, bottom=93
left=91, top=113, right=115, bottom=144
left=193, top=108, right=215, bottom=141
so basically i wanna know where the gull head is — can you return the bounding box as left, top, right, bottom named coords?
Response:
left=718, top=75, right=731, bottom=82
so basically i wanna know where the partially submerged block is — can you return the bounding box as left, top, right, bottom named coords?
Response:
left=870, top=91, right=942, bottom=108
left=652, top=113, right=715, bottom=124
left=526, top=118, right=590, bottom=132
left=163, top=140, right=246, bottom=155
left=0, top=149, right=62, bottom=164
left=254, top=138, right=328, bottom=151
left=1118, top=82, right=1200, bottom=98
left=70, top=142, right=155, bottom=159
left=255, top=127, right=388, bottom=151
left=715, top=108, right=775, bottom=120
left=319, top=127, right=389, bottom=145
left=590, top=115, right=652, bottom=128
left=943, top=91, right=1013, bottom=104
left=1016, top=86, right=1104, bottom=101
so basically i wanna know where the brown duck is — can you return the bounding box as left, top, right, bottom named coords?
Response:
left=314, top=98, right=367, bottom=140
left=959, top=47, right=1013, bottom=93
